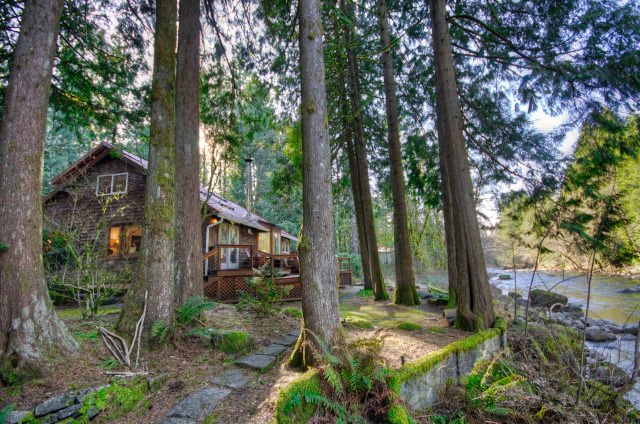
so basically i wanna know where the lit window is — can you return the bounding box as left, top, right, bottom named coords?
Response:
left=107, top=224, right=142, bottom=257
left=258, top=232, right=270, bottom=253
left=96, top=173, right=128, bottom=196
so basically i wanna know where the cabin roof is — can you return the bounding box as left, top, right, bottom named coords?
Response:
left=45, top=141, right=297, bottom=239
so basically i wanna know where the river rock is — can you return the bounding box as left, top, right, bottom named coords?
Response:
left=618, top=286, right=640, bottom=294
left=620, top=333, right=636, bottom=341
left=593, top=364, right=631, bottom=387
left=585, top=327, right=617, bottom=342
left=529, top=290, right=568, bottom=308
left=620, top=325, right=639, bottom=335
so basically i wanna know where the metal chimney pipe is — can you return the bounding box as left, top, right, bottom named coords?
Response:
left=244, top=157, right=253, bottom=213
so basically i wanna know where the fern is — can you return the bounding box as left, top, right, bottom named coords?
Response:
left=150, top=320, right=167, bottom=342
left=177, top=296, right=216, bottom=326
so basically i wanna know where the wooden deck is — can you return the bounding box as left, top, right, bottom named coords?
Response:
left=202, top=246, right=352, bottom=302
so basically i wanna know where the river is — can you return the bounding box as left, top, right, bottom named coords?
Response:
left=488, top=269, right=640, bottom=409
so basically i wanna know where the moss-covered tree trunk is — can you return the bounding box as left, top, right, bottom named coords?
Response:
left=376, top=0, right=419, bottom=306
left=429, top=0, right=495, bottom=331
left=342, top=0, right=388, bottom=301
left=290, top=0, right=346, bottom=367
left=118, top=0, right=178, bottom=344
left=174, top=0, right=202, bottom=304
left=0, top=0, right=78, bottom=375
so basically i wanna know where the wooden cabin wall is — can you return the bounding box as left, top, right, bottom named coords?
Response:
left=43, top=157, right=146, bottom=271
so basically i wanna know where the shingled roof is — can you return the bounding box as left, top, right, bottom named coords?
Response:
left=46, top=141, right=297, bottom=239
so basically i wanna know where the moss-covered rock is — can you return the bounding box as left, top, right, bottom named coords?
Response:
left=216, top=331, right=254, bottom=354
left=529, top=290, right=568, bottom=308
left=282, top=307, right=303, bottom=319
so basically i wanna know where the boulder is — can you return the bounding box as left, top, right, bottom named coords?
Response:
left=593, top=364, right=631, bottom=387
left=529, top=290, right=568, bottom=308
left=4, top=411, right=31, bottom=424
left=34, top=392, right=76, bottom=417
left=508, top=292, right=522, bottom=299
left=620, top=325, right=639, bottom=336
left=618, top=286, right=640, bottom=294
left=585, top=327, right=617, bottom=342
left=620, top=333, right=637, bottom=342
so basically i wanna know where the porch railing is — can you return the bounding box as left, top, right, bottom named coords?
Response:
left=202, top=244, right=299, bottom=276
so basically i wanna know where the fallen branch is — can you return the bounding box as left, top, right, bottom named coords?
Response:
left=99, top=291, right=148, bottom=369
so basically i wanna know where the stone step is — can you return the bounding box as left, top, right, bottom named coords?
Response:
left=164, top=386, right=231, bottom=422
left=273, top=335, right=298, bottom=346
left=256, top=343, right=289, bottom=356
left=235, top=353, right=276, bottom=371
left=210, top=369, right=251, bottom=390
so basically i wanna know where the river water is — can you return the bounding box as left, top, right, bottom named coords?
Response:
left=488, top=269, right=640, bottom=409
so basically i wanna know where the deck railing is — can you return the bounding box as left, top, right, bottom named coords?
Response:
left=202, top=244, right=299, bottom=276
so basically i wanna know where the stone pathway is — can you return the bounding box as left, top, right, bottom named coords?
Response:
left=157, top=328, right=301, bottom=423
left=234, top=328, right=300, bottom=372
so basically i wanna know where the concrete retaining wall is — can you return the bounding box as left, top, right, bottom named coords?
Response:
left=391, top=319, right=507, bottom=411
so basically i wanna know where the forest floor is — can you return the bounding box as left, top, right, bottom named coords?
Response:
left=0, top=284, right=465, bottom=423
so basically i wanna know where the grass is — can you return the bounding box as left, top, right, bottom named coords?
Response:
left=56, top=306, right=121, bottom=320
left=282, top=307, right=303, bottom=319
left=396, top=322, right=422, bottom=331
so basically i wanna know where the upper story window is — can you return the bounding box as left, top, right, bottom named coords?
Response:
left=96, top=173, right=128, bottom=196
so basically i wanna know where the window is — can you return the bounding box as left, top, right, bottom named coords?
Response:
left=273, top=233, right=281, bottom=254
left=258, top=232, right=270, bottom=253
left=282, top=238, right=290, bottom=253
left=96, top=173, right=128, bottom=196
left=107, top=224, right=142, bottom=257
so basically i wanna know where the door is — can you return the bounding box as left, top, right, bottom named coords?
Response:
left=219, top=222, right=239, bottom=270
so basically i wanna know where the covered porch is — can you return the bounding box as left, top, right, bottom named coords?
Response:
left=202, top=244, right=301, bottom=302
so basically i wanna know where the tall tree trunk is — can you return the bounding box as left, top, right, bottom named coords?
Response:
left=376, top=0, right=419, bottom=305
left=118, top=0, right=178, bottom=343
left=344, top=102, right=373, bottom=291
left=337, top=52, right=373, bottom=291
left=342, top=0, right=388, bottom=300
left=174, top=0, right=202, bottom=303
left=289, top=0, right=345, bottom=366
left=429, top=0, right=495, bottom=330
left=0, top=0, right=78, bottom=375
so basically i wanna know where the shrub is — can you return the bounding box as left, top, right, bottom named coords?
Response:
left=238, top=263, right=291, bottom=316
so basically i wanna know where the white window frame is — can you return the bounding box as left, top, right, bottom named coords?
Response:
left=96, top=173, right=129, bottom=196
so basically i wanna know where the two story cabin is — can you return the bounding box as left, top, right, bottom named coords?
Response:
left=43, top=141, right=300, bottom=302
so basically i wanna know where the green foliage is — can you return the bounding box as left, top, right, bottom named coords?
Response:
left=176, top=296, right=217, bottom=326
left=75, top=331, right=99, bottom=341
left=237, top=264, right=290, bottom=316
left=150, top=320, right=168, bottom=343
left=0, top=242, right=8, bottom=252
left=465, top=354, right=528, bottom=413
left=396, top=322, right=422, bottom=331
left=99, top=357, right=118, bottom=370
left=282, top=307, right=303, bottom=319
left=79, top=379, right=147, bottom=421
left=0, top=404, right=14, bottom=423
left=357, top=289, right=373, bottom=298
left=279, top=334, right=407, bottom=423
left=429, top=412, right=466, bottom=424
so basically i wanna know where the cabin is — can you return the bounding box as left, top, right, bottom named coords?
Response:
left=43, top=141, right=300, bottom=302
